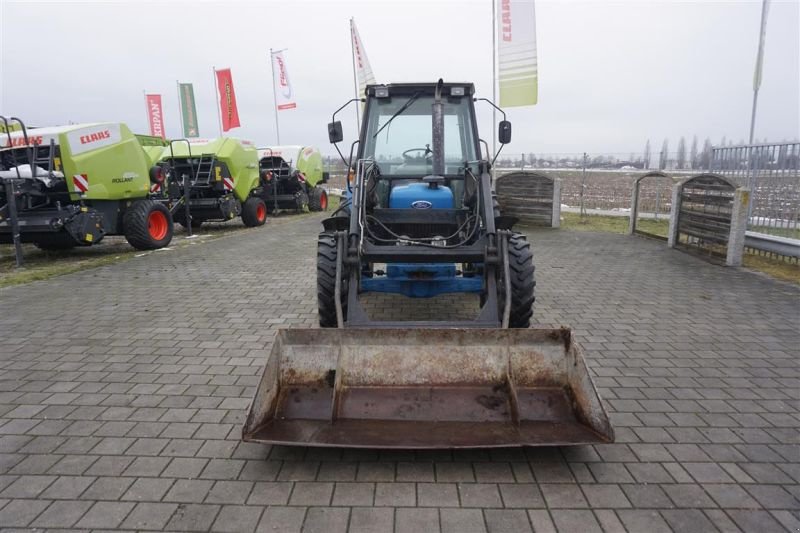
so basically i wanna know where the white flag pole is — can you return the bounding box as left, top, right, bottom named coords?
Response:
left=350, top=19, right=361, bottom=127
left=212, top=67, right=223, bottom=137
left=176, top=81, right=183, bottom=139
left=748, top=0, right=769, bottom=148
left=270, top=49, right=282, bottom=145
left=143, top=90, right=149, bottom=132
left=491, top=0, right=497, bottom=160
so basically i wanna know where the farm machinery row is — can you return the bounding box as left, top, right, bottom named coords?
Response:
left=0, top=118, right=329, bottom=265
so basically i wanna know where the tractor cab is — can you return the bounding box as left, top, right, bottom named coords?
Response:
left=357, top=83, right=480, bottom=212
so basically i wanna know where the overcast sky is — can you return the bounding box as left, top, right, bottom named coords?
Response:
left=1, top=0, right=797, bottom=156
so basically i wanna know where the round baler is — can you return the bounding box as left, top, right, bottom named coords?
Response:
left=158, top=138, right=267, bottom=229
left=257, top=145, right=329, bottom=213
left=0, top=118, right=175, bottom=253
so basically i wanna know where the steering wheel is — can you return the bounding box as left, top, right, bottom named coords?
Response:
left=402, top=146, right=433, bottom=162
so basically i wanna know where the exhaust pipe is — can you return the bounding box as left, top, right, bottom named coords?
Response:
left=431, top=79, right=445, bottom=176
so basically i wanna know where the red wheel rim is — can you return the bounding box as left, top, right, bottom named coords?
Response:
left=320, top=192, right=328, bottom=210
left=256, top=203, right=267, bottom=222
left=148, top=210, right=168, bottom=240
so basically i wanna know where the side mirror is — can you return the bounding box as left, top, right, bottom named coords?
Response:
left=498, top=120, right=512, bottom=144
left=328, top=121, right=343, bottom=144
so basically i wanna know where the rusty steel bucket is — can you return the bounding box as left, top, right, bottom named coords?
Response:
left=243, top=328, right=614, bottom=448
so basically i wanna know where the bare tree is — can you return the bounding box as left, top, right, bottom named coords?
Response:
left=643, top=139, right=651, bottom=169
left=676, top=137, right=687, bottom=169
left=689, top=135, right=698, bottom=169
left=659, top=138, right=669, bottom=169
left=700, top=138, right=713, bottom=169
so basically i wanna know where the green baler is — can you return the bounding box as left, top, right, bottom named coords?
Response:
left=159, top=138, right=267, bottom=228
left=257, top=145, right=329, bottom=213
left=0, top=118, right=174, bottom=256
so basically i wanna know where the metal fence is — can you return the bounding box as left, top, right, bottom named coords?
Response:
left=709, top=142, right=799, bottom=239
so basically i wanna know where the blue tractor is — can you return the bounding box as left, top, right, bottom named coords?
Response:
left=241, top=83, right=614, bottom=449
left=319, top=80, right=535, bottom=328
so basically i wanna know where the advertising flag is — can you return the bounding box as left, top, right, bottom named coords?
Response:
left=145, top=94, right=165, bottom=138
left=350, top=18, right=376, bottom=97
left=497, top=0, right=538, bottom=107
left=271, top=50, right=297, bottom=111
left=215, top=68, right=241, bottom=131
left=179, top=83, right=200, bottom=137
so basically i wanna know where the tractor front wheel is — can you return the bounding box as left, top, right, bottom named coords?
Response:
left=124, top=200, right=174, bottom=250
left=498, top=232, right=536, bottom=328
left=309, top=187, right=328, bottom=212
left=242, top=197, right=268, bottom=227
left=317, top=232, right=348, bottom=327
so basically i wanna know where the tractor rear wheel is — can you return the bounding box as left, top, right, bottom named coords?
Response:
left=498, top=232, right=535, bottom=328
left=124, top=200, right=174, bottom=250
left=309, top=187, right=328, bottom=212
left=242, top=197, right=268, bottom=227
left=317, top=232, right=347, bottom=327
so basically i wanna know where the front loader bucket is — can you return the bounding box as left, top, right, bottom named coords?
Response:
left=243, top=328, right=614, bottom=448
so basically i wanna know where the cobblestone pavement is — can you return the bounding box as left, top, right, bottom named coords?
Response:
left=0, top=215, right=797, bottom=532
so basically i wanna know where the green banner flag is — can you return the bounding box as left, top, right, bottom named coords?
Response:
left=497, top=0, right=538, bottom=107
left=179, top=83, right=199, bottom=137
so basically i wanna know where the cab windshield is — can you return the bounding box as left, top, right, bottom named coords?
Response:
left=361, top=95, right=477, bottom=177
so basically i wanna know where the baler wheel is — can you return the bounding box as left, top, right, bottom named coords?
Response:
left=242, top=197, right=268, bottom=227
left=124, top=200, right=174, bottom=250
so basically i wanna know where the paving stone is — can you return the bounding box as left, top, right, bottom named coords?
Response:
left=582, top=483, right=631, bottom=508
left=349, top=506, right=394, bottom=533
left=418, top=482, right=459, bottom=507
left=730, top=509, right=791, bottom=533
left=550, top=509, right=602, bottom=533
left=40, top=475, right=94, bottom=500
left=120, top=502, right=178, bottom=530
left=371, top=482, right=413, bottom=507
left=301, top=506, right=349, bottom=533
left=288, top=481, right=333, bottom=506
left=539, top=483, right=588, bottom=508
left=75, top=500, right=135, bottom=529
left=458, top=483, right=503, bottom=508
left=211, top=504, right=262, bottom=533
left=165, top=502, right=220, bottom=531
left=163, top=479, right=214, bottom=503
left=484, top=509, right=532, bottom=533
left=617, top=509, right=672, bottom=533
left=660, top=508, right=719, bottom=533
left=0, top=498, right=51, bottom=527
left=30, top=499, right=93, bottom=528
left=205, top=480, right=253, bottom=504
left=332, top=481, right=375, bottom=505
left=396, top=507, right=440, bottom=533
left=498, top=483, right=545, bottom=508
left=440, top=508, right=486, bottom=533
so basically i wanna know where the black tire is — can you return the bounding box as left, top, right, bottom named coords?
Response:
left=123, top=200, right=173, bottom=250
left=308, top=186, right=328, bottom=212
left=499, top=233, right=536, bottom=328
left=294, top=190, right=309, bottom=213
left=241, top=197, right=267, bottom=227
left=317, top=232, right=347, bottom=327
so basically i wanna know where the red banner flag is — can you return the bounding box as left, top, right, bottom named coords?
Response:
left=215, top=68, right=241, bottom=132
left=145, top=94, right=165, bottom=139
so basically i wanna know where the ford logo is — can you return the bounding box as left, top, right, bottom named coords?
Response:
left=411, top=200, right=432, bottom=209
